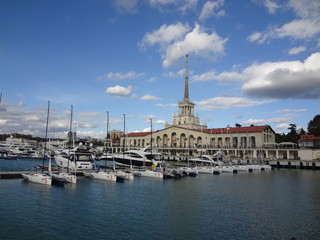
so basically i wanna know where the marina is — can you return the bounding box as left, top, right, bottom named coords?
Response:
left=1, top=168, right=319, bottom=240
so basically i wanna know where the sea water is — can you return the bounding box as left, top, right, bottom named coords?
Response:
left=0, top=166, right=319, bottom=239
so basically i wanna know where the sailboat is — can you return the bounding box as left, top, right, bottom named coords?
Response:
left=22, top=101, right=52, bottom=185
left=53, top=105, right=77, bottom=183
left=84, top=111, right=117, bottom=182
left=133, top=119, right=164, bottom=179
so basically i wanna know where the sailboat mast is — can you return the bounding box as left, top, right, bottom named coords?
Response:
left=150, top=118, right=153, bottom=156
left=43, top=101, right=50, bottom=173
left=67, top=105, right=73, bottom=172
left=105, top=111, right=109, bottom=171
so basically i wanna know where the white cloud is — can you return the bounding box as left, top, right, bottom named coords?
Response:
left=0, top=102, right=104, bottom=138
left=97, top=71, right=144, bottom=81
left=192, top=69, right=243, bottom=82
left=275, top=123, right=290, bottom=132
left=248, top=0, right=320, bottom=43
left=241, top=52, right=320, bottom=99
left=263, top=0, right=280, bottom=14
left=273, top=109, right=307, bottom=114
left=242, top=117, right=292, bottom=125
left=156, top=103, right=177, bottom=107
left=140, top=22, right=190, bottom=48
left=288, top=46, right=306, bottom=55
left=199, top=0, right=225, bottom=21
left=165, top=69, right=185, bottom=78
left=163, top=24, right=227, bottom=67
left=288, top=0, right=320, bottom=19
left=140, top=23, right=227, bottom=68
left=155, top=119, right=166, bottom=124
left=148, top=76, right=157, bottom=82
left=195, top=96, right=273, bottom=110
left=106, top=85, right=132, bottom=97
left=140, top=95, right=161, bottom=100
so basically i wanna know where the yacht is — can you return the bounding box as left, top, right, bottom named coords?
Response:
left=111, top=146, right=162, bottom=167
left=55, top=147, right=94, bottom=170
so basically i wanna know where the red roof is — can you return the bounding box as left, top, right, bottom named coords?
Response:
left=126, top=125, right=272, bottom=137
left=298, top=134, right=320, bottom=142
left=127, top=132, right=151, bottom=137
left=203, top=125, right=271, bottom=134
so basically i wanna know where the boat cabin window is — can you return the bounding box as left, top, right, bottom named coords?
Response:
left=129, top=153, right=143, bottom=159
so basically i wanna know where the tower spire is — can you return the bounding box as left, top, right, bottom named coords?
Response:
left=184, top=54, right=189, bottom=101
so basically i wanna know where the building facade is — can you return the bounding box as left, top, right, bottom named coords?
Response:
left=119, top=55, right=279, bottom=160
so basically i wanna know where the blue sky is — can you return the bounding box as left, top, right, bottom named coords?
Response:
left=1, top=0, right=319, bottom=139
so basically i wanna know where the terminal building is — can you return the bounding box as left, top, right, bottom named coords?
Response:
left=120, top=55, right=285, bottom=161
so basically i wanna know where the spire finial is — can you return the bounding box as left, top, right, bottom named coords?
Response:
left=184, top=54, right=189, bottom=100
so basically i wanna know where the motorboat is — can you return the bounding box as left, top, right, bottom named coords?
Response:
left=188, top=155, right=216, bottom=166
left=195, top=166, right=214, bottom=174
left=55, top=147, right=94, bottom=170
left=261, top=164, right=272, bottom=171
left=235, top=165, right=251, bottom=172
left=219, top=165, right=238, bottom=173
left=179, top=167, right=198, bottom=177
left=111, top=146, right=162, bottom=167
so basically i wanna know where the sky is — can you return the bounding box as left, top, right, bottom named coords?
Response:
left=0, top=0, right=320, bottom=139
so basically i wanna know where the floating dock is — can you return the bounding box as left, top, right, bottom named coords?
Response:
left=269, top=160, right=320, bottom=169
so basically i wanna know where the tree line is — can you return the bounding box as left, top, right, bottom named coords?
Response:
left=276, top=114, right=320, bottom=143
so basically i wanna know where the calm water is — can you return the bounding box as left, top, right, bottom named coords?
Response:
left=0, top=161, right=320, bottom=240
left=0, top=158, right=56, bottom=172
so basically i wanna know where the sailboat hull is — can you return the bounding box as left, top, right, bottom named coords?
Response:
left=22, top=173, right=52, bottom=185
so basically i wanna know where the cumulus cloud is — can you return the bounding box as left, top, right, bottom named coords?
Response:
left=199, top=0, right=225, bottom=21
left=195, top=96, right=273, bottom=110
left=140, top=23, right=227, bottom=68
left=209, top=52, right=320, bottom=99
left=140, top=95, right=161, bottom=100
left=241, top=52, right=320, bottom=99
left=140, top=22, right=190, bottom=48
left=248, top=0, right=320, bottom=43
left=106, top=85, right=133, bottom=97
left=288, top=46, right=306, bottom=55
left=97, top=71, right=144, bottom=81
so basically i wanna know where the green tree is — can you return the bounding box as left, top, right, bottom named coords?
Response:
left=308, top=114, right=320, bottom=136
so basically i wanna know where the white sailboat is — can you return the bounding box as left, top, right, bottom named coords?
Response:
left=84, top=111, right=118, bottom=182
left=54, top=105, right=78, bottom=183
left=22, top=101, right=52, bottom=186
left=132, top=119, right=164, bottom=179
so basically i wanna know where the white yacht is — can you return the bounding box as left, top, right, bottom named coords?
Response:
left=55, top=147, right=94, bottom=170
left=111, top=146, right=162, bottom=167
